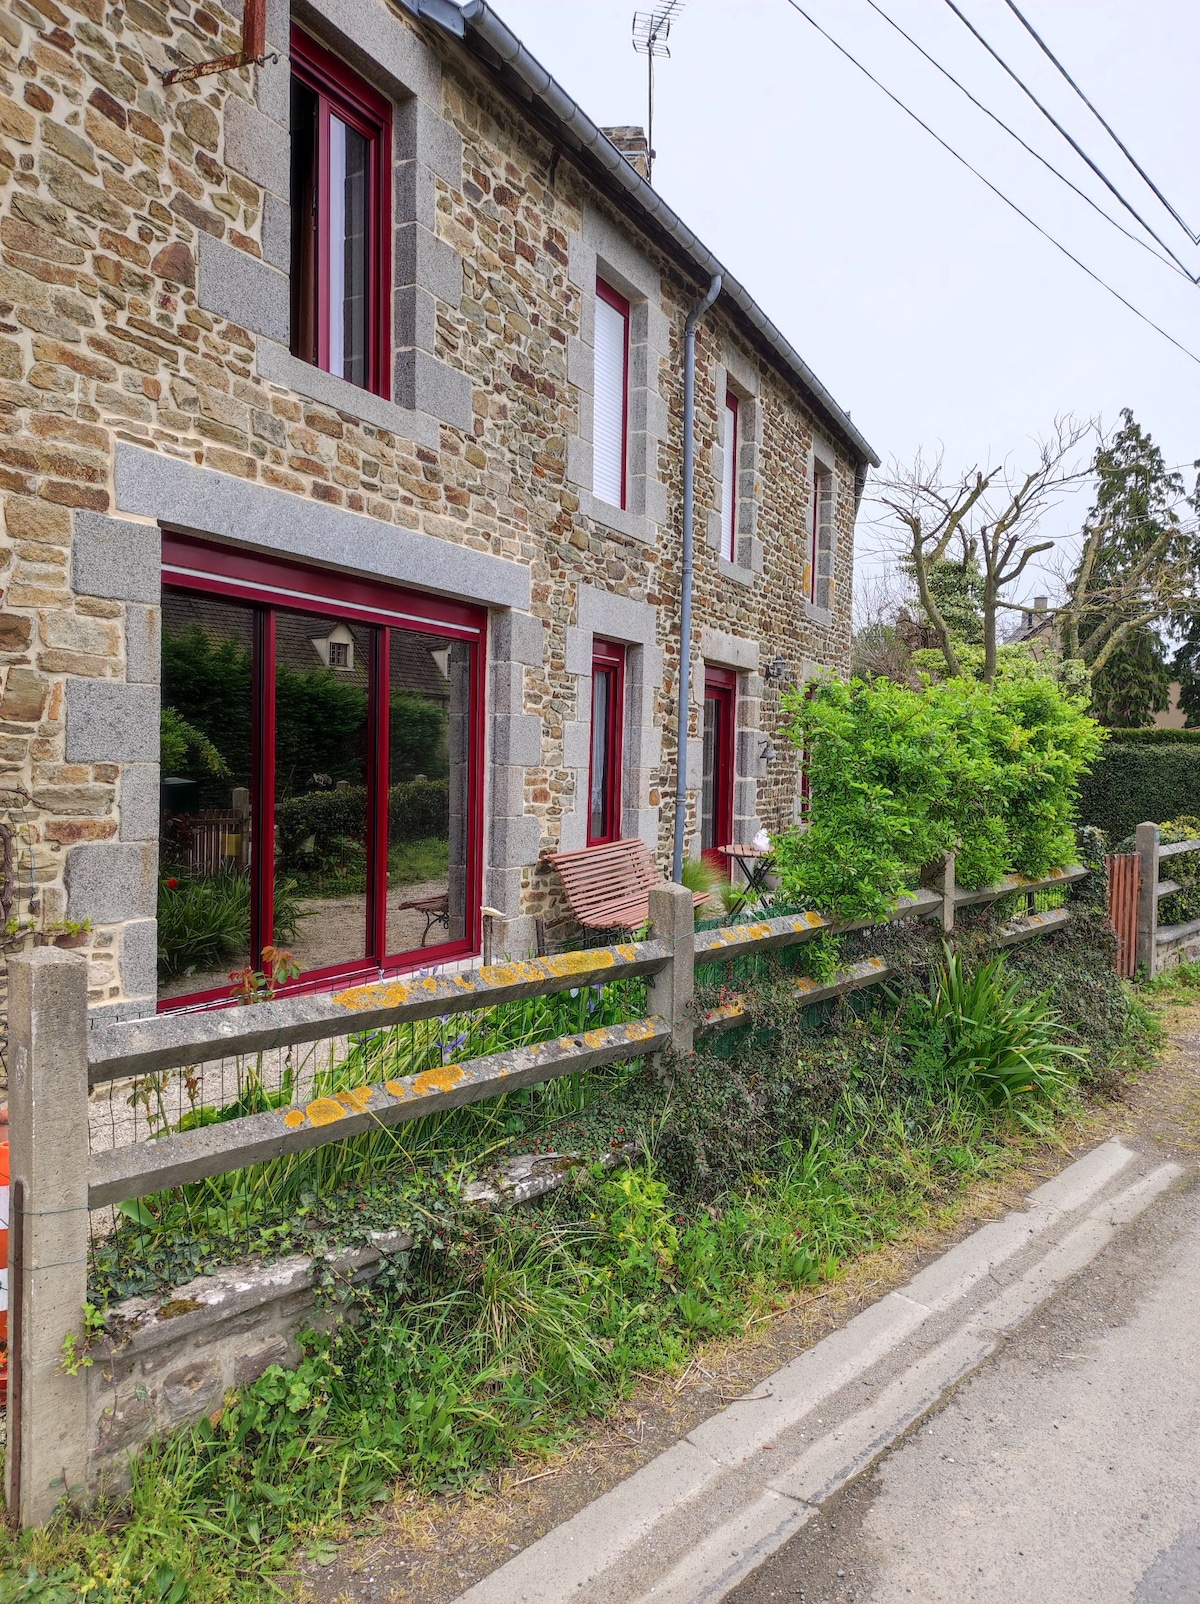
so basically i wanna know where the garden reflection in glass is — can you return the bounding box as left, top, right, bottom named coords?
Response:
left=272, top=606, right=370, bottom=976
left=158, top=592, right=470, bottom=1003
left=158, top=592, right=256, bottom=999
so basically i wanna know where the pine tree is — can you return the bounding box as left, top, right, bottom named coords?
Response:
left=1089, top=624, right=1170, bottom=727
left=1061, top=410, right=1198, bottom=683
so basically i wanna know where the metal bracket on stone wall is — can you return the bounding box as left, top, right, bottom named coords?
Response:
left=160, top=0, right=276, bottom=84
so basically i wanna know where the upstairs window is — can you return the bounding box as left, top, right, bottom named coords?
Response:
left=588, top=638, right=626, bottom=845
left=809, top=462, right=833, bottom=607
left=593, top=278, right=629, bottom=509
left=291, top=29, right=391, bottom=396
left=721, top=392, right=738, bottom=563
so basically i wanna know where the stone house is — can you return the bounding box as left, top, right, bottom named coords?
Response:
left=0, top=0, right=877, bottom=1028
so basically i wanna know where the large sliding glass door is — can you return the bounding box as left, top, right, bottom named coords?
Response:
left=157, top=535, right=484, bottom=1008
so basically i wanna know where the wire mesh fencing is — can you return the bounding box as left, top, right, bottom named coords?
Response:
left=86, top=973, right=649, bottom=1304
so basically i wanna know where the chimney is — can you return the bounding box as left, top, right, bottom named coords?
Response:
left=601, top=126, right=650, bottom=180
left=1034, top=595, right=1048, bottom=613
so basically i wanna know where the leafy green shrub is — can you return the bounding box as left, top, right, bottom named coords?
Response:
left=274, top=778, right=449, bottom=879
left=1099, top=727, right=1200, bottom=744
left=162, top=625, right=252, bottom=788
left=773, top=670, right=1103, bottom=921
left=160, top=707, right=227, bottom=778
left=156, top=871, right=303, bottom=981
left=899, top=949, right=1085, bottom=1121
left=390, top=693, right=449, bottom=781
left=1081, top=743, right=1200, bottom=843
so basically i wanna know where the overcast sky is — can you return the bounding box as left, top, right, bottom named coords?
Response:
left=488, top=0, right=1199, bottom=602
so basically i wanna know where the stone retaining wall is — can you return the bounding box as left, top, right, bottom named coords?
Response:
left=85, top=1150, right=589, bottom=1493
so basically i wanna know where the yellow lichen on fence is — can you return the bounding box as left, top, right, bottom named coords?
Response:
left=383, top=1064, right=469, bottom=1102
left=304, top=1097, right=349, bottom=1127
left=333, top=979, right=416, bottom=1012
left=705, top=1000, right=747, bottom=1023
left=331, top=945, right=633, bottom=1018
left=623, top=1020, right=658, bottom=1041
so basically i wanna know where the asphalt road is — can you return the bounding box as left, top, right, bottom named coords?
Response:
left=728, top=1167, right=1200, bottom=1604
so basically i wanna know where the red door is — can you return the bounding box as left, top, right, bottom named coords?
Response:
left=701, top=666, right=736, bottom=876
left=588, top=638, right=626, bottom=845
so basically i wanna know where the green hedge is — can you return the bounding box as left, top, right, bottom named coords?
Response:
left=1100, top=727, right=1200, bottom=745
left=1077, top=744, right=1200, bottom=843
left=275, top=778, right=449, bottom=872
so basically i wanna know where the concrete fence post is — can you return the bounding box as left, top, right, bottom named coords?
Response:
left=922, top=851, right=956, bottom=934
left=1135, top=822, right=1160, bottom=978
left=646, top=881, right=696, bottom=1060
left=6, top=947, right=91, bottom=1527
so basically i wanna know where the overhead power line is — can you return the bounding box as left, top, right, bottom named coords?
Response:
left=936, top=0, right=1198, bottom=280
left=777, top=0, right=1200, bottom=368
left=861, top=0, right=1192, bottom=283
left=1001, top=0, right=1200, bottom=246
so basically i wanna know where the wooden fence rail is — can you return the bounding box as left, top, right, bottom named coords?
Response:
left=7, top=857, right=1084, bottom=1525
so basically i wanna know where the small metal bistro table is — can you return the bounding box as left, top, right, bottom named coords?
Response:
left=720, top=844, right=775, bottom=914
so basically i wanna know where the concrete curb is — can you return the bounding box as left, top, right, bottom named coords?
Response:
left=452, top=1140, right=1185, bottom=1604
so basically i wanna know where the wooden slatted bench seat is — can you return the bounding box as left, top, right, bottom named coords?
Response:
left=545, top=838, right=709, bottom=931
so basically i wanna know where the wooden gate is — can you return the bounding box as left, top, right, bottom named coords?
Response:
left=1106, top=852, right=1140, bottom=978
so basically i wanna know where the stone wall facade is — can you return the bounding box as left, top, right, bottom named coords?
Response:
left=0, top=0, right=872, bottom=1035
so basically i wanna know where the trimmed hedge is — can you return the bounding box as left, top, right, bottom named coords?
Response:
left=1077, top=743, right=1200, bottom=843
left=275, top=778, right=449, bottom=871
left=1101, top=727, right=1200, bottom=745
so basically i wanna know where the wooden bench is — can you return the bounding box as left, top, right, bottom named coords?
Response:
left=545, top=838, right=709, bottom=932
left=395, top=892, right=449, bottom=946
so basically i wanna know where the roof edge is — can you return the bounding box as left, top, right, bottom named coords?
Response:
left=411, top=0, right=880, bottom=468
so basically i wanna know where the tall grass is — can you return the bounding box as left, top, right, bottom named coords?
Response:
left=22, top=1063, right=1063, bottom=1604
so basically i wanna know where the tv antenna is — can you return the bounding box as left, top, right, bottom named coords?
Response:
left=632, top=1, right=685, bottom=183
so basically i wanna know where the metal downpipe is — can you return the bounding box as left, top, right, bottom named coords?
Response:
left=672, top=273, right=723, bottom=884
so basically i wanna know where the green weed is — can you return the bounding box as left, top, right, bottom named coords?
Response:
left=899, top=948, right=1086, bottom=1122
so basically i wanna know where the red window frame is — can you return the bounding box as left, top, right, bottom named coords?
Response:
left=723, top=391, right=739, bottom=563
left=595, top=277, right=630, bottom=510
left=159, top=533, right=485, bottom=1011
left=587, top=638, right=626, bottom=846
left=701, top=665, right=737, bottom=873
left=291, top=27, right=392, bottom=398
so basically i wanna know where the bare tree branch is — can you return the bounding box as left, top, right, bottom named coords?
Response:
left=871, top=417, right=1098, bottom=682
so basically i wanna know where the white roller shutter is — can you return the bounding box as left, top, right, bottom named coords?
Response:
left=593, top=285, right=627, bottom=508
left=721, top=396, right=737, bottom=562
